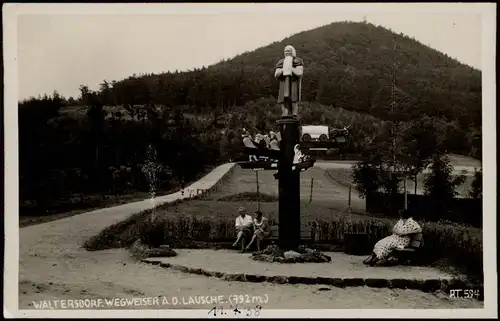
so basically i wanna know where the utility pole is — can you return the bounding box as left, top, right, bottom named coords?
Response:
left=391, top=38, right=408, bottom=210
left=256, top=170, right=260, bottom=211
left=391, top=38, right=397, bottom=174
left=391, top=38, right=407, bottom=212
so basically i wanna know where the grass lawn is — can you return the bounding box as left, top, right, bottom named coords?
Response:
left=152, top=199, right=379, bottom=225
left=324, top=167, right=477, bottom=198
left=150, top=197, right=481, bottom=235
left=206, top=166, right=366, bottom=212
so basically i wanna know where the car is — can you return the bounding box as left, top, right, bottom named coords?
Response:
left=300, top=125, right=351, bottom=142
left=300, top=125, right=330, bottom=142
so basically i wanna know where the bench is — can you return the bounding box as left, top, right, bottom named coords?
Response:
left=392, top=232, right=424, bottom=264
left=263, top=224, right=317, bottom=247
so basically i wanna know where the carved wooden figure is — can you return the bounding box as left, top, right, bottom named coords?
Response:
left=274, top=45, right=304, bottom=117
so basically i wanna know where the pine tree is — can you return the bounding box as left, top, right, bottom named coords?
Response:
left=423, top=151, right=467, bottom=219
left=469, top=167, right=482, bottom=199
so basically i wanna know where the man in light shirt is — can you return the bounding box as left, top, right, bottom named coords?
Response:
left=233, top=206, right=254, bottom=251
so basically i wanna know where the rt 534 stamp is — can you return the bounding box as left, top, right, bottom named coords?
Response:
left=449, top=289, right=482, bottom=299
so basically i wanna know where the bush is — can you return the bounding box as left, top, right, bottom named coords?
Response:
left=417, top=221, right=482, bottom=281
left=351, top=161, right=381, bottom=198
left=82, top=210, right=151, bottom=251
left=424, top=152, right=467, bottom=216
left=129, top=239, right=177, bottom=259
left=132, top=215, right=482, bottom=280
left=217, top=192, right=278, bottom=202
left=469, top=167, right=482, bottom=199
left=138, top=216, right=167, bottom=248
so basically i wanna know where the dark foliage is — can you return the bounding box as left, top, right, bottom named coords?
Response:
left=469, top=167, right=482, bottom=200
left=423, top=152, right=467, bottom=217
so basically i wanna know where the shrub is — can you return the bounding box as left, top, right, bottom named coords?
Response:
left=351, top=161, right=381, bottom=198
left=469, top=167, right=482, bottom=199
left=138, top=216, right=167, bottom=248
left=82, top=210, right=151, bottom=250
left=217, top=192, right=279, bottom=202
left=132, top=215, right=482, bottom=280
left=424, top=152, right=467, bottom=216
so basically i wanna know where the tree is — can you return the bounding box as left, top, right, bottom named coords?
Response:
left=80, top=87, right=108, bottom=193
left=399, top=118, right=439, bottom=194
left=423, top=151, right=467, bottom=219
left=469, top=167, right=482, bottom=199
left=98, top=80, right=113, bottom=105
left=78, top=85, right=92, bottom=105
left=351, top=161, right=381, bottom=198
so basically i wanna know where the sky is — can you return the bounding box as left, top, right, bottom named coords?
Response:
left=12, top=3, right=489, bottom=100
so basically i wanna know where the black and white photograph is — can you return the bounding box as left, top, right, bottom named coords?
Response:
left=3, top=3, right=497, bottom=318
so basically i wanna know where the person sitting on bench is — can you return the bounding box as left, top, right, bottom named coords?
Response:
left=233, top=207, right=254, bottom=251
left=245, top=210, right=270, bottom=252
left=363, top=209, right=422, bottom=266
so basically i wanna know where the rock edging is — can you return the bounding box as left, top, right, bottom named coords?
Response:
left=130, top=240, right=177, bottom=259
left=251, top=245, right=332, bottom=263
left=140, top=258, right=482, bottom=300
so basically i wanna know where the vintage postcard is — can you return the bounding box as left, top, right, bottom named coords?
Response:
left=3, top=2, right=497, bottom=318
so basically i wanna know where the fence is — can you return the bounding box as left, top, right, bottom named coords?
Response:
left=181, top=163, right=236, bottom=200
left=365, top=192, right=482, bottom=227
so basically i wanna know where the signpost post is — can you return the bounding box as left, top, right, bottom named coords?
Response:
left=276, top=102, right=301, bottom=250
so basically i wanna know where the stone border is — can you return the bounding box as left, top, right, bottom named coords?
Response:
left=140, top=258, right=483, bottom=300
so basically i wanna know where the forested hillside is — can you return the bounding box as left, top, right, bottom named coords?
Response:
left=107, top=22, right=480, bottom=129
left=18, top=21, right=481, bottom=216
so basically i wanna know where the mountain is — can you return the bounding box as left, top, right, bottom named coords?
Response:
left=107, top=21, right=481, bottom=130
left=20, top=20, right=482, bottom=160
